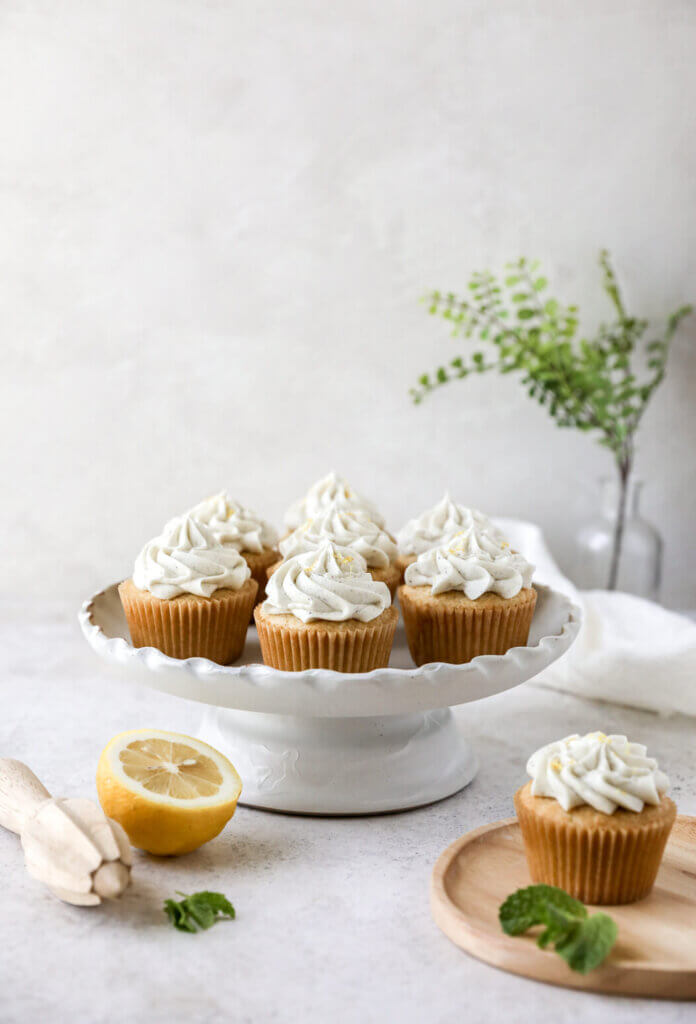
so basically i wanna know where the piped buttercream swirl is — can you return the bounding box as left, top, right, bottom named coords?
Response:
left=133, top=515, right=251, bottom=600
left=397, top=493, right=507, bottom=556
left=284, top=472, right=385, bottom=530
left=263, top=542, right=391, bottom=623
left=279, top=505, right=397, bottom=568
left=404, top=526, right=533, bottom=599
left=527, top=732, right=670, bottom=814
left=182, top=492, right=278, bottom=554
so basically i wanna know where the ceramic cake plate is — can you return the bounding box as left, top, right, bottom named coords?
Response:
left=79, top=583, right=581, bottom=815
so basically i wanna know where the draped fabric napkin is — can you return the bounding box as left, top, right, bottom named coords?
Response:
left=497, top=518, right=696, bottom=717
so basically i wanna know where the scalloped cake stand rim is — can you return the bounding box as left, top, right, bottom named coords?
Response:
left=79, top=582, right=582, bottom=719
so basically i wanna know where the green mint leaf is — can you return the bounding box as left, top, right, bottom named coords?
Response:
left=554, top=913, right=618, bottom=974
left=499, top=884, right=586, bottom=935
left=190, top=891, right=236, bottom=922
left=499, top=885, right=616, bottom=974
left=163, top=891, right=236, bottom=933
left=164, top=898, right=197, bottom=933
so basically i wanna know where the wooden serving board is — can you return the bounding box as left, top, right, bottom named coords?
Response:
left=431, top=816, right=696, bottom=999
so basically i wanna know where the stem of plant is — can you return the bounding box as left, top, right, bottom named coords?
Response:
left=607, top=456, right=631, bottom=590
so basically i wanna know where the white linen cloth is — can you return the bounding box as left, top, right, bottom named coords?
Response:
left=497, top=518, right=696, bottom=717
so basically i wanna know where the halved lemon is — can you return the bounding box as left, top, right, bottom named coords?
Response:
left=96, top=729, right=242, bottom=856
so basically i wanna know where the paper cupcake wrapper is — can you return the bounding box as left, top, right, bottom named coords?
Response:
left=515, top=789, right=677, bottom=904
left=254, top=607, right=398, bottom=673
left=398, top=587, right=537, bottom=666
left=119, top=578, right=258, bottom=664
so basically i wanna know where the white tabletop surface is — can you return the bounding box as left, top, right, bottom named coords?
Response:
left=1, top=602, right=694, bottom=1024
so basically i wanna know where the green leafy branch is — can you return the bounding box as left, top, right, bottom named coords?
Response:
left=413, top=252, right=692, bottom=589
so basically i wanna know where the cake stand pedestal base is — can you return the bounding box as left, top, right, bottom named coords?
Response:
left=197, top=707, right=477, bottom=816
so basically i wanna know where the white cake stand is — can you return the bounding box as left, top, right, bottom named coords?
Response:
left=79, top=584, right=580, bottom=815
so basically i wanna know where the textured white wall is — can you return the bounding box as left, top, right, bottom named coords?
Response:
left=1, top=0, right=695, bottom=610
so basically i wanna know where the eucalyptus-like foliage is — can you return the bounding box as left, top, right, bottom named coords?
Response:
left=413, top=252, right=691, bottom=589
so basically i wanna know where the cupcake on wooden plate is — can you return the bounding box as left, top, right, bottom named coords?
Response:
left=183, top=491, right=279, bottom=608
left=272, top=502, right=400, bottom=598
left=254, top=541, right=398, bottom=673
left=515, top=732, right=676, bottom=904
left=284, top=471, right=385, bottom=531
left=398, top=524, right=536, bottom=665
left=119, top=515, right=257, bottom=664
left=396, top=493, right=507, bottom=577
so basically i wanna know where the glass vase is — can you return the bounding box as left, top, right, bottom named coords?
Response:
left=570, top=477, right=662, bottom=600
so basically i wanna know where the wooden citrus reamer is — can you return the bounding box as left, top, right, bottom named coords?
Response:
left=0, top=758, right=132, bottom=905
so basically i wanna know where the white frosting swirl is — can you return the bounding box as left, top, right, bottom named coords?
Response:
left=263, top=542, right=391, bottom=623
left=279, top=505, right=397, bottom=568
left=404, top=527, right=533, bottom=599
left=527, top=732, right=670, bottom=814
left=182, top=492, right=278, bottom=554
left=397, top=493, right=507, bottom=556
left=133, top=515, right=251, bottom=600
left=284, top=472, right=385, bottom=530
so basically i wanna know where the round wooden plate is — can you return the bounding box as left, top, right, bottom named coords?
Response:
left=431, top=816, right=696, bottom=999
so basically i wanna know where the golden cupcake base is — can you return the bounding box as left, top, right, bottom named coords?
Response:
left=514, top=781, right=677, bottom=904
left=118, top=578, right=258, bottom=665
left=254, top=604, right=399, bottom=673
left=398, top=585, right=537, bottom=666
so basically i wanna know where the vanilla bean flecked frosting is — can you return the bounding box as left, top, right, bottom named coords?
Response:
left=397, top=493, right=507, bottom=557
left=404, top=526, right=533, bottom=599
left=527, top=732, right=670, bottom=814
left=280, top=505, right=397, bottom=568
left=133, top=515, right=251, bottom=600
left=263, top=542, right=391, bottom=623
left=182, top=492, right=278, bottom=554
left=284, top=472, right=385, bottom=530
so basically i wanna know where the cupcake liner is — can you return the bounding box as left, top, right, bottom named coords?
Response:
left=515, top=783, right=677, bottom=904
left=254, top=606, right=399, bottom=673
left=119, top=578, right=258, bottom=664
left=398, top=586, right=537, bottom=666
left=242, top=548, right=280, bottom=608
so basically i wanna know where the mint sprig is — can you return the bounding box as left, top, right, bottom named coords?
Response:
left=164, top=890, right=236, bottom=933
left=499, top=884, right=617, bottom=974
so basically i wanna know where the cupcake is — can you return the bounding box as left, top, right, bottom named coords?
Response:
left=254, top=541, right=398, bottom=673
left=398, top=525, right=536, bottom=665
left=396, top=493, right=507, bottom=577
left=271, top=503, right=400, bottom=598
left=119, top=515, right=257, bottom=664
left=284, top=471, right=385, bottom=531
left=183, top=491, right=279, bottom=608
left=515, top=732, right=676, bottom=904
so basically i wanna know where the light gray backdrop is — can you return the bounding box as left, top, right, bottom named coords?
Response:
left=2, top=0, right=694, bottom=610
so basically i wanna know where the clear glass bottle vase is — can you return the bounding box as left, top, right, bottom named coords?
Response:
left=571, top=477, right=662, bottom=600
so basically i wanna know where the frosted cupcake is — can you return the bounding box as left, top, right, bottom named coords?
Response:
left=396, top=493, right=507, bottom=576
left=184, top=491, right=279, bottom=608
left=119, top=515, right=258, bottom=664
left=284, top=471, right=385, bottom=531
left=398, top=525, right=536, bottom=665
left=254, top=541, right=398, bottom=673
left=272, top=503, right=400, bottom=598
left=515, top=732, right=676, bottom=904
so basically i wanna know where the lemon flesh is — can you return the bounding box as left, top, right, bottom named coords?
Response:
left=96, top=730, right=242, bottom=856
